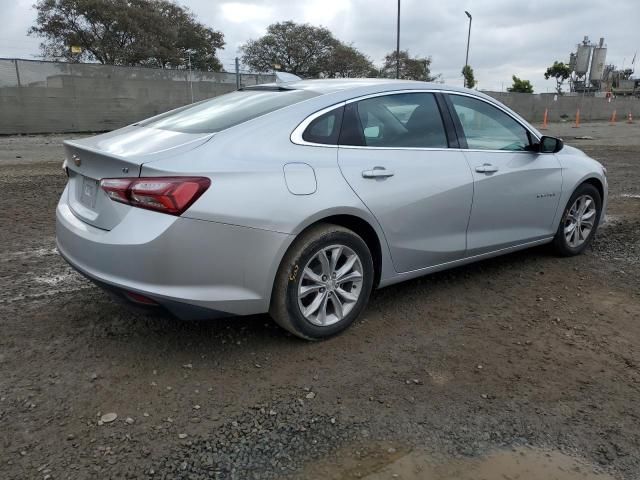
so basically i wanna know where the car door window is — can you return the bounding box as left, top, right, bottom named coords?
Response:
left=340, top=93, right=448, bottom=148
left=449, top=95, right=531, bottom=151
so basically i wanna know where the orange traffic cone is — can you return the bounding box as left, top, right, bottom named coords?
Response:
left=609, top=110, right=617, bottom=125
left=627, top=112, right=634, bottom=124
left=540, top=108, right=549, bottom=130
left=572, top=109, right=581, bottom=128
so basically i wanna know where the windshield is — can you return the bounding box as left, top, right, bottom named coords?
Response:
left=138, top=89, right=319, bottom=134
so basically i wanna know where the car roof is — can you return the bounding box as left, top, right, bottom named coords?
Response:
left=243, top=78, right=539, bottom=139
left=253, top=78, right=470, bottom=96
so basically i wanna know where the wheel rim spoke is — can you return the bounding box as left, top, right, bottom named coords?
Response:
left=299, top=284, right=323, bottom=299
left=336, top=287, right=358, bottom=302
left=329, top=246, right=342, bottom=273
left=303, top=291, right=327, bottom=318
left=318, top=250, right=331, bottom=276
left=329, top=292, right=343, bottom=320
left=564, top=223, right=576, bottom=235
left=335, top=255, right=358, bottom=280
left=317, top=293, right=329, bottom=325
left=303, top=267, right=322, bottom=284
left=581, top=219, right=594, bottom=228
left=337, top=271, right=362, bottom=283
left=581, top=209, right=596, bottom=222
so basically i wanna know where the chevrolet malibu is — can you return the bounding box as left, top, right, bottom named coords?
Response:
left=56, top=79, right=607, bottom=340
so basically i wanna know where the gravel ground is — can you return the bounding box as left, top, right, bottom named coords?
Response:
left=1, top=122, right=639, bottom=479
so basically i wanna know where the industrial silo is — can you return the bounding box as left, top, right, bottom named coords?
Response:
left=589, top=38, right=607, bottom=82
left=569, top=52, right=577, bottom=72
left=575, top=43, right=592, bottom=77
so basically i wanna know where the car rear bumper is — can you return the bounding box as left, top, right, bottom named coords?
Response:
left=56, top=185, right=293, bottom=319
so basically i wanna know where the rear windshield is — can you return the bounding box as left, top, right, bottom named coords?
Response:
left=139, top=89, right=319, bottom=134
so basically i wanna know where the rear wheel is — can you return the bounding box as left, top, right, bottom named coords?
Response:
left=270, top=224, right=374, bottom=340
left=552, top=183, right=602, bottom=256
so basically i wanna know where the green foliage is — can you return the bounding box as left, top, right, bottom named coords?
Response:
left=507, top=75, right=534, bottom=93
left=544, top=61, right=572, bottom=94
left=380, top=50, right=439, bottom=81
left=325, top=43, right=378, bottom=78
left=462, top=65, right=476, bottom=88
left=240, top=21, right=374, bottom=78
left=29, top=0, right=225, bottom=70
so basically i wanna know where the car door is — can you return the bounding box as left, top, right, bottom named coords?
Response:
left=445, top=93, right=563, bottom=256
left=336, top=92, right=474, bottom=273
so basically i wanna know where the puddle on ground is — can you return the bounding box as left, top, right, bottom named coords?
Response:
left=361, top=447, right=614, bottom=480
left=301, top=446, right=614, bottom=480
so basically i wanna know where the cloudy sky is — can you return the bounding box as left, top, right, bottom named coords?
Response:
left=1, top=0, right=638, bottom=91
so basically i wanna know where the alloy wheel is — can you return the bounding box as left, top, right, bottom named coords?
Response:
left=564, top=194, right=597, bottom=248
left=297, top=245, right=364, bottom=326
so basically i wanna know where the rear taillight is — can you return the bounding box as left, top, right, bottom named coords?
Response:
left=124, top=291, right=159, bottom=305
left=100, top=177, right=210, bottom=215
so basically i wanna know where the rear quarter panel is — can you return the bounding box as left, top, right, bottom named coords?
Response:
left=140, top=103, right=397, bottom=292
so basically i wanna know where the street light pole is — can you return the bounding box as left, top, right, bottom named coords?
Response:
left=464, top=10, right=472, bottom=88
left=396, top=0, right=401, bottom=79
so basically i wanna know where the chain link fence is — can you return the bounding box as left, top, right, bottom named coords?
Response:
left=0, top=59, right=274, bottom=134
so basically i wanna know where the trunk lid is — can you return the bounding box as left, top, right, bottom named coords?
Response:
left=64, top=126, right=212, bottom=230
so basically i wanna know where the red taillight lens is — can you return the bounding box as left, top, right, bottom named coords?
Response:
left=124, top=291, right=159, bottom=305
left=100, top=177, right=210, bottom=215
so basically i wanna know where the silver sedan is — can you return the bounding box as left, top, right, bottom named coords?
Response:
left=56, top=79, right=607, bottom=340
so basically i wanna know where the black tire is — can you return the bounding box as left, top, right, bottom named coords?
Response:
left=552, top=183, right=602, bottom=256
left=270, top=224, right=374, bottom=340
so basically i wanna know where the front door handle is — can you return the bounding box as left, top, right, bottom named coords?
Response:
left=362, top=167, right=395, bottom=179
left=475, top=163, right=499, bottom=173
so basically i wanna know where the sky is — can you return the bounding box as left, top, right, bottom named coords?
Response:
left=1, top=0, right=638, bottom=92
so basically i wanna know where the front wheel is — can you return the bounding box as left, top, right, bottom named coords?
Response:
left=552, top=183, right=602, bottom=256
left=270, top=224, right=374, bottom=340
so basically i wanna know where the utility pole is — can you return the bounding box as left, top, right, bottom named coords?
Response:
left=464, top=11, right=472, bottom=88
left=188, top=50, right=194, bottom=103
left=235, top=57, right=241, bottom=90
left=396, top=0, right=401, bottom=79
left=14, top=59, right=21, bottom=88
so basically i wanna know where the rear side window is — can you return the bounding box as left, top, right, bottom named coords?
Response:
left=139, top=89, right=318, bottom=134
left=340, top=93, right=448, bottom=148
left=302, top=107, right=344, bottom=145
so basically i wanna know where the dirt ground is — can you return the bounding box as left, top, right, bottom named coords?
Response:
left=1, top=122, right=639, bottom=480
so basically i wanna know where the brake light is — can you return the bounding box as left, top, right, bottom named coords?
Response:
left=100, top=177, right=210, bottom=215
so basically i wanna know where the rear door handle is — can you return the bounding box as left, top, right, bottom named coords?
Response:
left=475, top=163, right=499, bottom=173
left=362, top=167, right=395, bottom=179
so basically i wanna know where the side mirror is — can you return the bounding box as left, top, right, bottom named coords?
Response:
left=538, top=135, right=564, bottom=153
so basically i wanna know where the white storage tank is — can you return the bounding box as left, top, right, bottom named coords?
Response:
left=589, top=38, right=607, bottom=82
left=575, top=44, right=592, bottom=76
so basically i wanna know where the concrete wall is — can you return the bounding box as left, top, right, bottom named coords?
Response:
left=2, top=59, right=639, bottom=134
left=485, top=91, right=640, bottom=124
left=1, top=78, right=238, bottom=134
left=0, top=59, right=274, bottom=134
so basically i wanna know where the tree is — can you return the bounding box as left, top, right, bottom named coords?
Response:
left=29, top=0, right=225, bottom=70
left=241, top=21, right=332, bottom=76
left=324, top=43, right=376, bottom=78
left=507, top=75, right=534, bottom=93
left=380, top=50, right=439, bottom=81
left=544, top=61, right=572, bottom=95
left=241, top=21, right=373, bottom=78
left=462, top=65, right=477, bottom=88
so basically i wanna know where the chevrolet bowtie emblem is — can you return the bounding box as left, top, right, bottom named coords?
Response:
left=72, top=154, right=81, bottom=167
